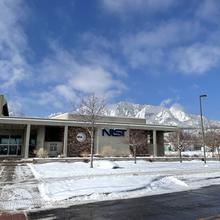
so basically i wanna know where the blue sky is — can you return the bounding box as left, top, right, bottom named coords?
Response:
left=0, top=0, right=220, bottom=120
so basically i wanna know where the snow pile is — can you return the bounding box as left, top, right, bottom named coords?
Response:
left=181, top=151, right=204, bottom=157
left=38, top=175, right=189, bottom=202
left=27, top=160, right=220, bottom=205
left=1, top=160, right=219, bottom=211
left=38, top=175, right=154, bottom=201
left=93, top=160, right=119, bottom=169
left=150, top=176, right=188, bottom=191
left=165, top=150, right=214, bottom=158
left=28, top=161, right=121, bottom=179
left=28, top=160, right=220, bottom=180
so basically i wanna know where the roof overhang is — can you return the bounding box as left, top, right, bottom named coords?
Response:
left=0, top=116, right=178, bottom=132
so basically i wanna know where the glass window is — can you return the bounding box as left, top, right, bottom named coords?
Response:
left=10, top=136, right=22, bottom=145
left=0, top=145, right=8, bottom=155
left=0, top=136, right=9, bottom=144
left=9, top=145, right=17, bottom=155
left=30, top=138, right=36, bottom=146
left=0, top=135, right=22, bottom=156
left=9, top=137, right=16, bottom=144
left=17, top=145, right=21, bottom=155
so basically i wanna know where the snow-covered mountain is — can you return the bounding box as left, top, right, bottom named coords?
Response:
left=103, top=102, right=220, bottom=128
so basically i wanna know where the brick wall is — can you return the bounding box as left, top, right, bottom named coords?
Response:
left=67, top=127, right=91, bottom=156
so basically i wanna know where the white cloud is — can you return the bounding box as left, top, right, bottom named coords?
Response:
left=170, top=103, right=184, bottom=112
left=123, top=21, right=201, bottom=50
left=0, top=0, right=30, bottom=88
left=81, top=32, right=113, bottom=50
left=0, top=2, right=127, bottom=114
left=55, top=85, right=77, bottom=103
left=70, top=66, right=124, bottom=94
left=101, top=0, right=176, bottom=14
left=121, top=20, right=203, bottom=69
left=120, top=18, right=220, bottom=74
left=160, top=98, right=173, bottom=107
left=196, top=0, right=220, bottom=24
left=8, top=99, right=24, bottom=116
left=32, top=43, right=127, bottom=109
left=171, top=44, right=220, bottom=74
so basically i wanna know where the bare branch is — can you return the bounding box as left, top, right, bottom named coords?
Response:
left=74, top=94, right=106, bottom=168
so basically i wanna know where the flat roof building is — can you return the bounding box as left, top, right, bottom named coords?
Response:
left=0, top=96, right=178, bottom=158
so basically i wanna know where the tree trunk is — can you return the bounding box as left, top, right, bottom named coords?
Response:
left=90, top=128, right=94, bottom=168
left=217, top=146, right=220, bottom=162
left=179, top=149, right=182, bottom=163
left=134, top=145, right=137, bottom=164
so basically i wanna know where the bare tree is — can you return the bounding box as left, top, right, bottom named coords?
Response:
left=168, top=130, right=200, bottom=150
left=128, top=129, right=148, bottom=164
left=75, top=94, right=106, bottom=168
left=167, top=130, right=197, bottom=163
left=205, top=127, right=220, bottom=160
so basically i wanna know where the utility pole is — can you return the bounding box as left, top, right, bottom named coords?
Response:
left=199, top=94, right=207, bottom=164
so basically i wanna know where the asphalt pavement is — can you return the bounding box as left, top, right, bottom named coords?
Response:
left=27, top=184, right=220, bottom=220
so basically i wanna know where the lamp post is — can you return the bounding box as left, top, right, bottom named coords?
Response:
left=199, top=94, right=207, bottom=164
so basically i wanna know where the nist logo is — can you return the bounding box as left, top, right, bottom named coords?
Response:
left=102, top=129, right=127, bottom=137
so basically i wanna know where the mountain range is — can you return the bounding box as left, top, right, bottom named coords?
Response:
left=102, top=102, right=220, bottom=128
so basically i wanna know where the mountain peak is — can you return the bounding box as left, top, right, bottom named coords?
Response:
left=102, top=102, right=218, bottom=128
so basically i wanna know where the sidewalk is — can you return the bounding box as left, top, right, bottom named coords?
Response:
left=0, top=164, right=42, bottom=211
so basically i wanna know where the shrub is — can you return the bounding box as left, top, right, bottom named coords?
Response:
left=80, top=150, right=90, bottom=157
left=35, top=148, right=48, bottom=158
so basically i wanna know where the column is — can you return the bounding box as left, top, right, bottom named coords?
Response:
left=63, top=125, right=68, bottom=157
left=36, top=126, right=45, bottom=150
left=24, top=124, right=31, bottom=159
left=157, top=131, right=164, bottom=156
left=177, top=129, right=180, bottom=146
left=95, top=128, right=99, bottom=155
left=153, top=130, right=157, bottom=157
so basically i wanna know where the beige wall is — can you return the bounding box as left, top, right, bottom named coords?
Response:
left=45, top=142, right=63, bottom=157
left=96, top=128, right=130, bottom=156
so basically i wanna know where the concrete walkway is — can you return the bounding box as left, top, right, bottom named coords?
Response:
left=0, top=164, right=42, bottom=211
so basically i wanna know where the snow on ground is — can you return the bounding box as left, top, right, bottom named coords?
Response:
left=165, top=150, right=214, bottom=157
left=28, top=160, right=220, bottom=179
left=0, top=165, right=42, bottom=211
left=27, top=160, right=220, bottom=207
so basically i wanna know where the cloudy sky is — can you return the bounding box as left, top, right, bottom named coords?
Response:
left=1, top=0, right=220, bottom=119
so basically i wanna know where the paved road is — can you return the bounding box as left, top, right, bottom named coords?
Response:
left=27, top=185, right=220, bottom=220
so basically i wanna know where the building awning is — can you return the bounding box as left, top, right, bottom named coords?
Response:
left=0, top=116, right=178, bottom=132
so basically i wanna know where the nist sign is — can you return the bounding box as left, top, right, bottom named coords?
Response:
left=102, top=129, right=127, bottom=137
